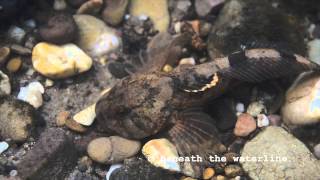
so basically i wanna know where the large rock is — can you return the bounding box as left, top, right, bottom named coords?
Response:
left=281, top=72, right=320, bottom=125
left=16, top=128, right=79, bottom=180
left=0, top=96, right=35, bottom=142
left=32, top=42, right=93, bottom=79
left=241, top=127, right=320, bottom=180
left=207, top=0, right=305, bottom=59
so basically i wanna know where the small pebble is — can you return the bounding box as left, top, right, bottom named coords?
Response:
left=73, top=104, right=96, bottom=126
left=257, top=114, right=270, bottom=127
left=17, top=82, right=44, bottom=109
left=106, top=164, right=123, bottom=180
left=174, top=22, right=182, bottom=33
left=224, top=164, right=242, bottom=178
left=246, top=101, right=265, bottom=117
left=163, top=64, right=173, bottom=72
left=236, top=102, right=245, bottom=113
left=0, top=47, right=10, bottom=66
left=45, top=79, right=54, bottom=87
left=308, top=39, right=320, bottom=65
left=0, top=141, right=9, bottom=154
left=215, top=175, right=227, bottom=180
left=203, top=167, right=215, bottom=179
left=23, top=19, right=36, bottom=29
left=6, top=57, right=22, bottom=73
left=0, top=71, right=11, bottom=95
left=9, top=170, right=18, bottom=177
left=313, top=144, right=320, bottom=159
left=179, top=57, right=196, bottom=66
left=65, top=119, right=87, bottom=133
left=54, top=0, right=67, bottom=10
left=234, top=113, right=256, bottom=137
left=7, top=26, right=26, bottom=44
left=142, top=138, right=180, bottom=172
left=56, top=111, right=70, bottom=127
left=10, top=44, right=31, bottom=56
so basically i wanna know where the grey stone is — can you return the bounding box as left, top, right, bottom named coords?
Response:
left=241, top=127, right=320, bottom=180
left=207, top=0, right=305, bottom=59
left=16, top=128, right=79, bottom=180
left=0, top=96, right=35, bottom=142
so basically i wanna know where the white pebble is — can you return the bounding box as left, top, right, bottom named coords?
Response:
left=54, top=0, right=67, bottom=10
left=8, top=26, right=26, bottom=44
left=257, top=114, right=270, bottom=127
left=179, top=57, right=196, bottom=66
left=0, top=141, right=9, bottom=154
left=23, top=19, right=36, bottom=29
left=18, top=82, right=45, bottom=109
left=45, top=79, right=54, bottom=87
left=9, top=170, right=18, bottom=177
left=174, top=22, right=182, bottom=33
left=106, top=164, right=123, bottom=180
left=308, top=39, right=320, bottom=65
left=138, top=15, right=149, bottom=21
left=236, top=102, right=245, bottom=113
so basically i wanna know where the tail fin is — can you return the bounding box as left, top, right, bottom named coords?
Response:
left=163, top=109, right=226, bottom=177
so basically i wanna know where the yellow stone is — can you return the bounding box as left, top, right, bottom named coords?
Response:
left=130, top=0, right=169, bottom=32
left=203, top=168, right=215, bottom=180
left=6, top=57, right=22, bottom=73
left=32, top=43, right=92, bottom=79
left=163, top=64, right=173, bottom=72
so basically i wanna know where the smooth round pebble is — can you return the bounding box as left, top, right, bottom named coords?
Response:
left=203, top=167, right=215, bottom=179
left=236, top=102, right=245, bottom=113
left=162, top=64, right=173, bottom=72
left=179, top=57, right=196, bottom=66
left=6, top=57, right=22, bottom=73
left=234, top=113, right=256, bottom=137
left=39, top=13, right=77, bottom=44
